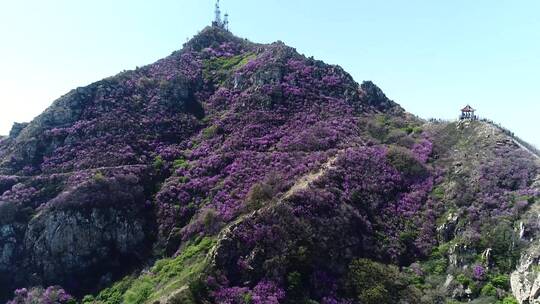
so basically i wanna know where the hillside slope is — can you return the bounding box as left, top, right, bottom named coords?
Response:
left=1, top=27, right=538, bottom=304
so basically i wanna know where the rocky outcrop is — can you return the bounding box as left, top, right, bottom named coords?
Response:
left=25, top=206, right=148, bottom=293
left=0, top=87, right=95, bottom=174
left=0, top=171, right=156, bottom=300
left=359, top=81, right=402, bottom=113
left=437, top=212, right=459, bottom=242
left=512, top=243, right=540, bottom=304
left=512, top=175, right=540, bottom=304
left=8, top=122, right=29, bottom=138
left=0, top=222, right=20, bottom=277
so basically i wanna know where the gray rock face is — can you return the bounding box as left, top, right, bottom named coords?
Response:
left=359, top=81, right=401, bottom=113
left=0, top=172, right=155, bottom=299
left=0, top=202, right=22, bottom=280
left=511, top=243, right=540, bottom=304
left=437, top=212, right=459, bottom=242
left=511, top=174, right=540, bottom=304
left=0, top=224, right=17, bottom=271
left=9, top=123, right=29, bottom=139
left=0, top=207, right=27, bottom=300
left=0, top=87, right=93, bottom=174
left=25, top=207, right=147, bottom=290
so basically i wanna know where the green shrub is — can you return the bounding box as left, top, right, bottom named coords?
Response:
left=93, top=171, right=106, bottom=182
left=202, top=208, right=218, bottom=229
left=480, top=283, right=497, bottom=297
left=432, top=186, right=445, bottom=200
left=93, top=276, right=135, bottom=304
left=203, top=53, right=256, bottom=83
left=346, top=259, right=420, bottom=304
left=287, top=271, right=302, bottom=291
left=498, top=296, right=519, bottom=304
left=189, top=208, right=223, bottom=234
left=242, top=293, right=253, bottom=304
left=386, top=146, right=428, bottom=180
left=92, top=238, right=215, bottom=304
left=432, top=243, right=451, bottom=257
left=82, top=295, right=96, bottom=304
left=247, top=182, right=274, bottom=202
left=360, top=284, right=389, bottom=304
left=386, top=129, right=409, bottom=145
left=189, top=278, right=210, bottom=303
left=423, top=257, right=448, bottom=275
left=124, top=278, right=153, bottom=304
left=490, top=274, right=510, bottom=290
left=468, top=281, right=480, bottom=296
left=365, top=119, right=388, bottom=142
left=287, top=271, right=305, bottom=300
left=425, top=246, right=449, bottom=275
left=173, top=158, right=189, bottom=169
left=400, top=125, right=423, bottom=135
left=456, top=274, right=472, bottom=287
left=479, top=222, right=521, bottom=273
left=153, top=155, right=165, bottom=170
left=202, top=125, right=220, bottom=139
left=412, top=126, right=423, bottom=134
left=245, top=173, right=284, bottom=211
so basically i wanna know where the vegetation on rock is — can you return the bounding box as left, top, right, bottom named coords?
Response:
left=1, top=26, right=538, bottom=304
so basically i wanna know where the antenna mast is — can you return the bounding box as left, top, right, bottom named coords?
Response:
left=223, top=13, right=229, bottom=31
left=214, top=0, right=222, bottom=27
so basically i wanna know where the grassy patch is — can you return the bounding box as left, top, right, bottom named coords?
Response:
left=386, top=145, right=429, bottom=180
left=423, top=242, right=451, bottom=275
left=87, top=237, right=215, bottom=304
left=201, top=125, right=221, bottom=139
left=431, top=185, right=445, bottom=200
left=203, top=52, right=256, bottom=84
left=173, top=158, right=190, bottom=170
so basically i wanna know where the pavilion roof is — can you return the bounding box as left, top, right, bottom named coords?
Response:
left=461, top=105, right=475, bottom=112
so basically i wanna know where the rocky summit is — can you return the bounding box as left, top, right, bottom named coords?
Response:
left=0, top=26, right=539, bottom=304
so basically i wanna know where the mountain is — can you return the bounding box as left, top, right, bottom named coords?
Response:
left=1, top=26, right=538, bottom=304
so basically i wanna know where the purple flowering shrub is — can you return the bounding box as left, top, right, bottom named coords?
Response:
left=441, top=133, right=537, bottom=248
left=135, top=39, right=435, bottom=300
left=0, top=175, right=20, bottom=195
left=212, top=280, right=285, bottom=304
left=412, top=138, right=433, bottom=163
left=153, top=40, right=388, bottom=249
left=0, top=28, right=259, bottom=175
left=203, top=145, right=435, bottom=302
left=472, top=264, right=486, bottom=281
left=404, top=122, right=540, bottom=302
left=7, top=287, right=74, bottom=304
left=0, top=183, right=39, bottom=206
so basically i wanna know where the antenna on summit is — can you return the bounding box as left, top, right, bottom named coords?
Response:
left=223, top=13, right=229, bottom=31
left=213, top=0, right=222, bottom=27
left=212, top=0, right=229, bottom=30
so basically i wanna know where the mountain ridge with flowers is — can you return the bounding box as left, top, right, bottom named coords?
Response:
left=1, top=26, right=539, bottom=304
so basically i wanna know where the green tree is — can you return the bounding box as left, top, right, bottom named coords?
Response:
left=346, top=259, right=419, bottom=304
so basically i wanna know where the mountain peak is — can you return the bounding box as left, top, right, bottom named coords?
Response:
left=183, top=26, right=252, bottom=53
left=1, top=25, right=537, bottom=304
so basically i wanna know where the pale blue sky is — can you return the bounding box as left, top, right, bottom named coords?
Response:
left=0, top=1, right=539, bottom=147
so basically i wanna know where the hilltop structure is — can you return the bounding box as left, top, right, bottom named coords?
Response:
left=460, top=105, right=478, bottom=120
left=212, top=0, right=229, bottom=30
